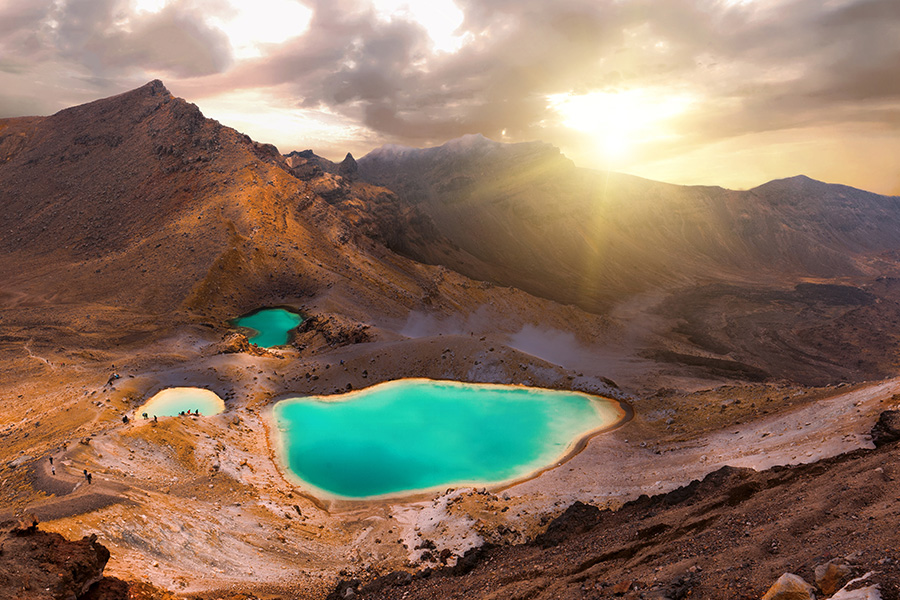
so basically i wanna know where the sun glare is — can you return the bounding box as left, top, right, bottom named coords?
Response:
left=197, top=89, right=371, bottom=152
left=371, top=0, right=469, bottom=53
left=133, top=0, right=168, bottom=13
left=207, top=0, right=312, bottom=59
left=132, top=0, right=312, bottom=60
left=547, top=89, right=693, bottom=163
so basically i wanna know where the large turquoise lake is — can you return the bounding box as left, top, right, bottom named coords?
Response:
left=271, top=379, right=626, bottom=499
left=233, top=308, right=303, bottom=348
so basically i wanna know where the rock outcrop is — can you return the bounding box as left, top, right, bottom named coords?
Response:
left=870, top=410, right=900, bottom=447
left=339, top=152, right=359, bottom=179
left=292, top=314, right=371, bottom=353
left=0, top=518, right=110, bottom=600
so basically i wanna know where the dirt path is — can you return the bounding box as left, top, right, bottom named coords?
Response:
left=21, top=452, right=132, bottom=521
left=23, top=338, right=55, bottom=370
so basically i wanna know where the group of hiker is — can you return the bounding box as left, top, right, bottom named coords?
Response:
left=46, top=456, right=91, bottom=484
left=44, top=380, right=205, bottom=485
left=139, top=410, right=200, bottom=418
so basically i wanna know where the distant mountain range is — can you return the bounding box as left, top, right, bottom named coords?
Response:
left=354, top=134, right=900, bottom=312
left=4, top=80, right=900, bottom=384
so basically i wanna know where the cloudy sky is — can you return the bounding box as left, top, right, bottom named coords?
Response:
left=1, top=0, right=898, bottom=193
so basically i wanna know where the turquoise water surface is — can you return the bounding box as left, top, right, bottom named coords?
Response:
left=272, top=379, right=624, bottom=499
left=234, top=308, right=303, bottom=347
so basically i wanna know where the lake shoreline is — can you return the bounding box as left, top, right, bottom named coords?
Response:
left=265, top=378, right=632, bottom=504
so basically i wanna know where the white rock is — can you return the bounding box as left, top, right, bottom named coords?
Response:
left=830, top=585, right=882, bottom=600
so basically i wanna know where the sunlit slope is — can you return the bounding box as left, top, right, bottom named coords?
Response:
left=0, top=81, right=463, bottom=324
left=358, top=135, right=900, bottom=311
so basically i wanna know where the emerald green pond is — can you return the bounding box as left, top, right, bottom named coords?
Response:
left=137, top=387, right=225, bottom=418
left=271, top=379, right=625, bottom=499
left=233, top=308, right=303, bottom=347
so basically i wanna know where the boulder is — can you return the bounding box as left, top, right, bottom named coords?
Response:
left=7, top=454, right=32, bottom=468
left=830, top=585, right=882, bottom=600
left=761, top=573, right=816, bottom=600
left=870, top=410, right=900, bottom=447
left=814, top=560, right=853, bottom=596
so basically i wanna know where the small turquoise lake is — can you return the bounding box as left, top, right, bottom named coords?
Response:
left=271, top=379, right=626, bottom=499
left=137, top=387, right=225, bottom=418
left=233, top=308, right=303, bottom=348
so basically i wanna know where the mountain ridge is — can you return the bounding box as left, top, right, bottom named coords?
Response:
left=4, top=81, right=900, bottom=599
left=355, top=136, right=900, bottom=312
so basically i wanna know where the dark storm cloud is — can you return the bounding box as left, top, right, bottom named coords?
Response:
left=211, top=0, right=669, bottom=141
left=0, top=0, right=232, bottom=108
left=666, top=0, right=900, bottom=143
left=53, top=0, right=233, bottom=79
left=0, top=0, right=57, bottom=64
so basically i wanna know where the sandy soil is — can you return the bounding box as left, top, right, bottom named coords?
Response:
left=3, top=317, right=898, bottom=599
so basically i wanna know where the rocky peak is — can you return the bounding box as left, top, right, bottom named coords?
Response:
left=339, top=152, right=358, bottom=179
left=137, top=78, right=170, bottom=97
left=284, top=149, right=338, bottom=178
left=358, top=135, right=570, bottom=179
left=53, top=79, right=176, bottom=121
left=750, top=174, right=827, bottom=195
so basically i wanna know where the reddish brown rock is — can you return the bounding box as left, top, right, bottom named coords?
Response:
left=815, top=560, right=853, bottom=596
left=870, top=410, right=900, bottom=447
left=761, top=573, right=816, bottom=600
left=612, top=579, right=633, bottom=595
left=0, top=519, right=110, bottom=600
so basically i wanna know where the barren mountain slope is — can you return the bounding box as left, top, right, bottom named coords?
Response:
left=1, top=81, right=589, bottom=368
left=355, top=135, right=900, bottom=385
left=357, top=135, right=900, bottom=312
left=0, top=80, right=424, bottom=319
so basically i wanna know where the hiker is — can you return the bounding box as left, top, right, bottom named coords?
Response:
left=142, top=412, right=148, bottom=419
left=153, top=415, right=157, bottom=423
left=83, top=469, right=92, bottom=484
left=49, top=457, right=55, bottom=475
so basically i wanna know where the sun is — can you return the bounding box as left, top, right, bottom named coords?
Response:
left=371, top=0, right=469, bottom=53
left=547, top=89, right=693, bottom=163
